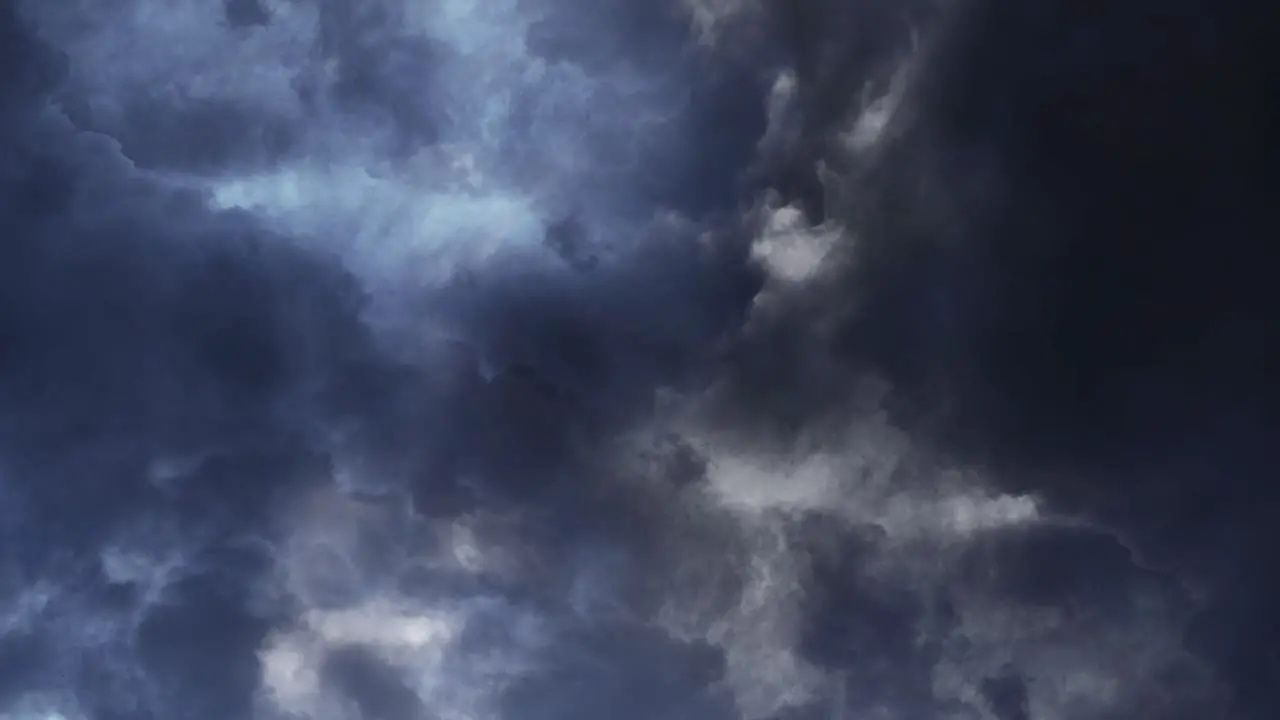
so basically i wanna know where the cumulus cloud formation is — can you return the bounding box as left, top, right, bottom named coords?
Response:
left=2, top=0, right=1276, bottom=719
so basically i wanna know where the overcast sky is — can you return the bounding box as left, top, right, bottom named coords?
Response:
left=1, top=1, right=1276, bottom=719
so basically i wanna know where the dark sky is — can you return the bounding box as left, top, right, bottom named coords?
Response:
left=1, top=1, right=1276, bottom=719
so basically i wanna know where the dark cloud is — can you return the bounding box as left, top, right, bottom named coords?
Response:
left=2, top=0, right=1276, bottom=719
left=321, top=643, right=436, bottom=720
left=1, top=4, right=381, bottom=717
left=712, top=0, right=1277, bottom=716
left=224, top=0, right=272, bottom=29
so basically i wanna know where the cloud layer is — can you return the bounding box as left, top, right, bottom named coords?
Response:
left=2, top=1, right=1276, bottom=719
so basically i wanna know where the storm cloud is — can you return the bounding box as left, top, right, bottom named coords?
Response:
left=2, top=1, right=1276, bottom=719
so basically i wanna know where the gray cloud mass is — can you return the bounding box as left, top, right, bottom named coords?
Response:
left=1, top=1, right=1275, bottom=719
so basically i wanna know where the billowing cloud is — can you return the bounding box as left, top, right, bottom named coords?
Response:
left=3, top=0, right=1276, bottom=719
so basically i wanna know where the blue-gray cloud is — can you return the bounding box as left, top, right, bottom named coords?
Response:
left=2, top=1, right=1275, bottom=719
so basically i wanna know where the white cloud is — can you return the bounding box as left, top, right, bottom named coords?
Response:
left=705, top=527, right=827, bottom=719
left=258, top=485, right=550, bottom=720
left=0, top=693, right=87, bottom=720
left=681, top=0, right=762, bottom=46
left=750, top=204, right=841, bottom=284
left=256, top=599, right=464, bottom=720
left=698, top=414, right=1039, bottom=544
left=628, top=393, right=1045, bottom=717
